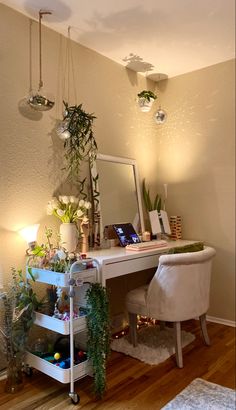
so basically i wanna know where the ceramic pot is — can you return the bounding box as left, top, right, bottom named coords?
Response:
left=60, top=223, right=78, bottom=252
left=138, top=97, right=154, bottom=112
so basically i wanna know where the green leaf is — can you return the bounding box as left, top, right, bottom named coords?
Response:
left=27, top=267, right=35, bottom=282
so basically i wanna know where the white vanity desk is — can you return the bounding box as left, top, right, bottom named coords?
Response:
left=88, top=240, right=196, bottom=286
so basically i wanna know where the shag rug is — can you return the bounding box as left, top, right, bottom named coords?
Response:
left=162, top=378, right=236, bottom=409
left=111, top=325, right=195, bottom=365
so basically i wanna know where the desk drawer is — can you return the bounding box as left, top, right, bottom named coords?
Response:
left=103, top=254, right=160, bottom=280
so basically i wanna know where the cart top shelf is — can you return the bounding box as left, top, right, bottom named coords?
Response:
left=26, top=264, right=97, bottom=287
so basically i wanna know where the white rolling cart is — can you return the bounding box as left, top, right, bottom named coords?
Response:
left=25, top=259, right=100, bottom=405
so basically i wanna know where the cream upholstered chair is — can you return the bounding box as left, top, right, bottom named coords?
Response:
left=126, top=246, right=216, bottom=368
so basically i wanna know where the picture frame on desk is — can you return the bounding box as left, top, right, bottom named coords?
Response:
left=149, top=209, right=171, bottom=236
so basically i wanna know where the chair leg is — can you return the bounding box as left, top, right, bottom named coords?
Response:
left=128, top=312, right=138, bottom=347
left=199, top=313, right=210, bottom=346
left=159, top=321, right=166, bottom=330
left=174, top=321, right=183, bottom=368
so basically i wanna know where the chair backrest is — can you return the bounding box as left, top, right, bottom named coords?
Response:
left=146, top=246, right=216, bottom=321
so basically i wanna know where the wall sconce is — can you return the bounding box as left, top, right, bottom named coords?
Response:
left=19, top=224, right=40, bottom=253
left=154, top=107, right=167, bottom=124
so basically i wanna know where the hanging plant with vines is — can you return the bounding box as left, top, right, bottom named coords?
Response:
left=86, top=283, right=110, bottom=398
left=58, top=101, right=98, bottom=182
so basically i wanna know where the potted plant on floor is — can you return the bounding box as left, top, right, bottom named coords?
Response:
left=0, top=268, right=41, bottom=393
left=137, top=90, right=157, bottom=112
left=86, top=283, right=110, bottom=398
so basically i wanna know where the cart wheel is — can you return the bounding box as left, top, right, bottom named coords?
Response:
left=24, top=366, right=33, bottom=377
left=70, top=393, right=80, bottom=404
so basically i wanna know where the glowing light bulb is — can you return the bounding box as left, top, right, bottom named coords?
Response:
left=19, top=224, right=40, bottom=248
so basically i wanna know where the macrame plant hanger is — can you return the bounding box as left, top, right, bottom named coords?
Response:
left=57, top=27, right=77, bottom=140
left=28, top=10, right=55, bottom=111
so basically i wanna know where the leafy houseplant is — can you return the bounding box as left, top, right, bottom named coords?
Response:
left=142, top=179, right=162, bottom=212
left=137, top=90, right=157, bottom=112
left=137, top=90, right=157, bottom=102
left=59, top=101, right=98, bottom=182
left=0, top=268, right=41, bottom=392
left=47, top=195, right=92, bottom=253
left=86, top=283, right=110, bottom=398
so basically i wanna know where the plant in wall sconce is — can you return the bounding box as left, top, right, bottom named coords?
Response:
left=137, top=90, right=157, bottom=112
left=57, top=101, right=97, bottom=181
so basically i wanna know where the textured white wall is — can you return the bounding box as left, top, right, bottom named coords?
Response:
left=0, top=4, right=235, bottom=322
left=152, top=60, right=235, bottom=322
left=0, top=4, right=158, bottom=284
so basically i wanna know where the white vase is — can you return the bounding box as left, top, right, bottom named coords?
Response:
left=59, top=223, right=78, bottom=252
left=138, top=97, right=154, bottom=112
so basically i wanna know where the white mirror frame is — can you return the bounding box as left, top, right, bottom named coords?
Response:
left=90, top=153, right=145, bottom=244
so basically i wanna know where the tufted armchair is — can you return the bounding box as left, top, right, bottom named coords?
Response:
left=126, top=246, right=216, bottom=368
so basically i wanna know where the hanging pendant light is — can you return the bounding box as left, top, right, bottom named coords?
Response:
left=28, top=10, right=55, bottom=111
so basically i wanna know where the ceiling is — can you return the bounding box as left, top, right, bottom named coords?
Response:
left=1, top=0, right=235, bottom=79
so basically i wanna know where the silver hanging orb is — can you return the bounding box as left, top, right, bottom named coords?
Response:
left=28, top=92, right=55, bottom=111
left=58, top=130, right=71, bottom=140
left=154, top=108, right=167, bottom=124
left=56, top=120, right=71, bottom=140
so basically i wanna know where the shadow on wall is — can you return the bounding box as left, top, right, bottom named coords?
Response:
left=74, top=5, right=173, bottom=54
left=18, top=98, right=43, bottom=121
left=23, top=0, right=72, bottom=22
left=123, top=54, right=154, bottom=86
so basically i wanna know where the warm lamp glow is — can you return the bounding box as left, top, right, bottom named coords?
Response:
left=19, top=224, right=40, bottom=245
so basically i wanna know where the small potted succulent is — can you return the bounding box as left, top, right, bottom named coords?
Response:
left=137, top=90, right=157, bottom=112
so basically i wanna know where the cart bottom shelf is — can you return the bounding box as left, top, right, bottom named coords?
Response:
left=25, top=352, right=92, bottom=384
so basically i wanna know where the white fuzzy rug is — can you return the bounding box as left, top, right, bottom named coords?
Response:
left=162, top=378, right=236, bottom=409
left=111, top=325, right=195, bottom=365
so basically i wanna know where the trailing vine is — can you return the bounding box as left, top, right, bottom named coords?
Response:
left=86, top=283, right=110, bottom=398
left=62, top=101, right=97, bottom=181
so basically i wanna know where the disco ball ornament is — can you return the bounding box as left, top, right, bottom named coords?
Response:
left=58, top=130, right=71, bottom=140
left=56, top=119, right=71, bottom=140
left=154, top=108, right=167, bottom=124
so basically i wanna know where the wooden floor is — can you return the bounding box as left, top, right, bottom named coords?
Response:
left=0, top=321, right=235, bottom=410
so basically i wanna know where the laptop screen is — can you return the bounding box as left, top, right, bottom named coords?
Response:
left=112, top=223, right=141, bottom=247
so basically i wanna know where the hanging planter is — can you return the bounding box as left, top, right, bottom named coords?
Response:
left=28, top=10, right=55, bottom=111
left=57, top=101, right=97, bottom=181
left=137, top=90, right=157, bottom=112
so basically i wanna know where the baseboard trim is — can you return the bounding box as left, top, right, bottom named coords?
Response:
left=206, top=315, right=236, bottom=327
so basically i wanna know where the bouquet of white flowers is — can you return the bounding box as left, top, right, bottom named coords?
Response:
left=47, top=195, right=91, bottom=223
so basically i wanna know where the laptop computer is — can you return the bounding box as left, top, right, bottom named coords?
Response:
left=112, top=223, right=141, bottom=247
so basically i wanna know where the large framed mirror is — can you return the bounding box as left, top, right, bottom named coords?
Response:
left=90, top=153, right=144, bottom=247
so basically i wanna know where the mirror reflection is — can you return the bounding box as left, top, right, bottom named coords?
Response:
left=90, top=154, right=144, bottom=246
left=96, top=160, right=138, bottom=227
